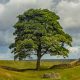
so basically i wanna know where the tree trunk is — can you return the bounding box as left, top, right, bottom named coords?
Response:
left=36, top=56, right=41, bottom=70
left=36, top=53, right=41, bottom=70
left=36, top=38, right=42, bottom=70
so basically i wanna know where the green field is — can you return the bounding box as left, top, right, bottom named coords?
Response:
left=0, top=60, right=80, bottom=80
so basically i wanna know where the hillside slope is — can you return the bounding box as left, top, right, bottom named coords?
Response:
left=0, top=60, right=80, bottom=80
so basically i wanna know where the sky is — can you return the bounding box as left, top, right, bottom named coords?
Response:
left=0, top=0, right=80, bottom=60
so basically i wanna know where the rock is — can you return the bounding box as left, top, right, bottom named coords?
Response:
left=42, top=73, right=51, bottom=78
left=51, top=73, right=61, bottom=79
left=42, top=72, right=61, bottom=79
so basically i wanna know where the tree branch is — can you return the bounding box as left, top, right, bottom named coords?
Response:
left=41, top=48, right=48, bottom=57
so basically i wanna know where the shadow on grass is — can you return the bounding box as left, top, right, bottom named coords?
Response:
left=0, top=65, right=50, bottom=72
left=0, top=64, right=72, bottom=72
left=0, top=65, right=37, bottom=72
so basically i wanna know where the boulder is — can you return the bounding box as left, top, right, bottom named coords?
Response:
left=42, top=72, right=61, bottom=79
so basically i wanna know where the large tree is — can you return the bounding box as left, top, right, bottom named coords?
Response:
left=9, top=9, right=72, bottom=70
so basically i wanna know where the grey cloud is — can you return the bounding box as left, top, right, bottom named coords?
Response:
left=0, top=0, right=10, bottom=4
left=0, top=30, right=14, bottom=46
left=65, top=27, right=80, bottom=35
left=0, top=0, right=53, bottom=31
left=55, top=0, right=80, bottom=47
left=56, top=0, right=80, bottom=28
left=54, top=0, right=80, bottom=47
left=0, top=0, right=80, bottom=45
left=65, top=0, right=80, bottom=3
left=0, top=0, right=54, bottom=46
left=64, top=27, right=80, bottom=47
left=0, top=0, right=80, bottom=46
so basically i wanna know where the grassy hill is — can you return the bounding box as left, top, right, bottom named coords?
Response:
left=0, top=60, right=80, bottom=80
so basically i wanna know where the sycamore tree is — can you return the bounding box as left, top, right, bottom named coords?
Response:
left=9, top=9, right=72, bottom=70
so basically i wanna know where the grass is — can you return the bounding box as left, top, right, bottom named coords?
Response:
left=0, top=60, right=80, bottom=80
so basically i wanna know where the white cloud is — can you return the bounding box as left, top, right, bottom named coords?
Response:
left=56, top=0, right=80, bottom=28
left=67, top=46, right=80, bottom=59
left=36, top=0, right=53, bottom=9
left=0, top=0, right=54, bottom=45
left=10, top=0, right=37, bottom=3
left=0, top=0, right=54, bottom=30
left=68, top=47, right=79, bottom=53
left=0, top=4, right=5, bottom=15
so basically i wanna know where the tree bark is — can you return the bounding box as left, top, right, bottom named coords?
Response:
left=36, top=56, right=41, bottom=70
left=36, top=38, right=42, bottom=70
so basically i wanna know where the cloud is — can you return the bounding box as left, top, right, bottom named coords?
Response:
left=56, top=0, right=80, bottom=28
left=36, top=0, right=53, bottom=9
left=0, top=0, right=36, bottom=31
left=0, top=4, right=5, bottom=15
left=0, top=0, right=10, bottom=4
left=0, top=0, right=54, bottom=46
left=0, top=0, right=53, bottom=30
left=68, top=46, right=80, bottom=59
left=65, top=27, right=80, bottom=46
left=68, top=47, right=79, bottom=53
left=55, top=0, right=80, bottom=50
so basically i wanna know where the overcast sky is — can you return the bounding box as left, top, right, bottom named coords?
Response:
left=0, top=0, right=80, bottom=60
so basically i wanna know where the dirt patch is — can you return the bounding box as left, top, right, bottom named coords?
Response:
left=0, top=66, right=20, bottom=71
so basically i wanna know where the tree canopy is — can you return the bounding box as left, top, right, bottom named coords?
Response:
left=9, top=9, right=72, bottom=70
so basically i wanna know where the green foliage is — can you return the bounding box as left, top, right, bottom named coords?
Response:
left=9, top=9, right=72, bottom=61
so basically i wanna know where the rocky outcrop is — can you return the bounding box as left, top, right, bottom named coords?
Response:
left=42, top=72, right=61, bottom=79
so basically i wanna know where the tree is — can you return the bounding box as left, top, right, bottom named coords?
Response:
left=9, top=9, right=72, bottom=70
